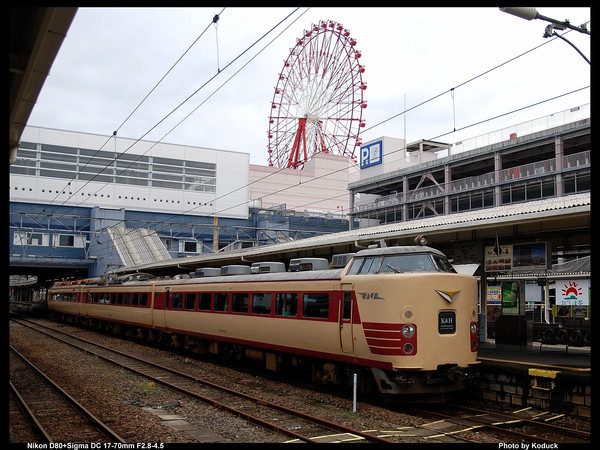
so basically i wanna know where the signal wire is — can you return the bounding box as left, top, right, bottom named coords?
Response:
left=42, top=7, right=302, bottom=218
left=114, top=7, right=226, bottom=135
left=23, top=16, right=588, bottom=259
left=141, top=16, right=579, bottom=235
left=208, top=87, right=589, bottom=218
left=362, top=25, right=585, bottom=135
left=43, top=8, right=226, bottom=210
left=12, top=85, right=587, bottom=264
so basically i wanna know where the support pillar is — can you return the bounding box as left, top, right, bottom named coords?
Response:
left=213, top=216, right=219, bottom=252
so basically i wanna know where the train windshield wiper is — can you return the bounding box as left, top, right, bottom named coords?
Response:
left=385, top=263, right=402, bottom=273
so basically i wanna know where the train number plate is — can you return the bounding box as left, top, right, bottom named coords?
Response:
left=438, top=311, right=456, bottom=334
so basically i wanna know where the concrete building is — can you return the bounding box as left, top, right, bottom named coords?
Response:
left=9, top=126, right=350, bottom=280
left=349, top=105, right=590, bottom=229
left=249, top=152, right=354, bottom=214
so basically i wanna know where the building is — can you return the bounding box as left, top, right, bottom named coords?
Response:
left=349, top=105, right=590, bottom=325
left=9, top=126, right=350, bottom=280
left=350, top=105, right=590, bottom=229
left=249, top=152, right=353, bottom=214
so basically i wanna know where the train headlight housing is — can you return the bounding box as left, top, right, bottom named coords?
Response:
left=470, top=323, right=478, bottom=335
left=402, top=324, right=415, bottom=338
left=403, top=343, right=415, bottom=354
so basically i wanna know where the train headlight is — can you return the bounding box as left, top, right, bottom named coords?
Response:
left=470, top=323, right=478, bottom=335
left=402, top=324, right=415, bottom=338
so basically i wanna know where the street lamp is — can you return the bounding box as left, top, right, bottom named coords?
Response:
left=500, top=7, right=590, bottom=64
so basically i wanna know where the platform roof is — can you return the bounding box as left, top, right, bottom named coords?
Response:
left=111, top=192, right=590, bottom=276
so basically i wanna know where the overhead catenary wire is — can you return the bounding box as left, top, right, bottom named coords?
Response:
left=201, top=86, right=590, bottom=219
left=115, top=7, right=226, bottom=135
left=42, top=7, right=304, bottom=219
left=43, top=8, right=227, bottom=210
left=58, top=16, right=586, bottom=219
left=128, top=19, right=590, bottom=232
left=19, top=15, right=589, bottom=260
left=22, top=7, right=313, bottom=259
left=12, top=84, right=589, bottom=264
left=30, top=49, right=589, bottom=259
left=12, top=87, right=588, bottom=263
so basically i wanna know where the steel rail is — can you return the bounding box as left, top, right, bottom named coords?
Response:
left=13, top=318, right=393, bottom=443
left=9, top=345, right=126, bottom=443
left=10, top=380, right=53, bottom=443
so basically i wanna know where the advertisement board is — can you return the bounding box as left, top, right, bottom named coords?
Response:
left=485, top=241, right=548, bottom=272
left=556, top=279, right=590, bottom=306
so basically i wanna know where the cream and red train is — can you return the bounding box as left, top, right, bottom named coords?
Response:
left=47, top=245, right=480, bottom=400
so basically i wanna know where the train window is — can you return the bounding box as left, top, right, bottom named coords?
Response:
left=131, top=293, right=139, bottom=306
left=198, top=293, right=212, bottom=311
left=171, top=293, right=183, bottom=309
left=109, top=293, right=116, bottom=304
left=116, top=293, right=123, bottom=305
left=347, top=257, right=363, bottom=275
left=252, top=293, right=271, bottom=315
left=432, top=254, right=457, bottom=273
left=342, top=291, right=352, bottom=320
left=124, top=293, right=131, bottom=306
left=184, top=293, right=196, bottom=310
left=232, top=293, right=249, bottom=313
left=381, top=254, right=437, bottom=273
left=303, top=293, right=329, bottom=319
left=365, top=256, right=382, bottom=273
left=214, top=293, right=229, bottom=312
left=276, top=293, right=297, bottom=316
left=140, top=293, right=148, bottom=307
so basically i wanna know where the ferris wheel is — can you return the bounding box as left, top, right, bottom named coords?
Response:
left=267, top=20, right=367, bottom=169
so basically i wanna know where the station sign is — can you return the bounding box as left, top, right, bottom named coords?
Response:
left=360, top=140, right=382, bottom=169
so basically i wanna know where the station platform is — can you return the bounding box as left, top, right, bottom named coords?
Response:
left=473, top=340, right=590, bottom=417
left=477, top=339, right=590, bottom=371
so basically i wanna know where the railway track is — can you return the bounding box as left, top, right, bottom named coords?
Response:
left=409, top=404, right=590, bottom=444
left=11, top=318, right=393, bottom=443
left=10, top=345, right=126, bottom=443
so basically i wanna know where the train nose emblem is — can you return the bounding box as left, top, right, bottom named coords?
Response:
left=436, top=289, right=460, bottom=303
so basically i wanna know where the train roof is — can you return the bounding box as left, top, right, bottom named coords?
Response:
left=354, top=245, right=446, bottom=258
left=157, top=268, right=345, bottom=286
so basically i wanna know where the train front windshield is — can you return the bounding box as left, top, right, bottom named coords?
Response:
left=347, top=253, right=456, bottom=274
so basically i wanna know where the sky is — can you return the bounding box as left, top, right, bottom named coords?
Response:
left=28, top=7, right=591, bottom=166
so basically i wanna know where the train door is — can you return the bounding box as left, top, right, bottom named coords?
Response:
left=340, top=284, right=354, bottom=353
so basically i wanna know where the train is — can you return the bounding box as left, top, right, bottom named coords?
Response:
left=47, top=244, right=480, bottom=401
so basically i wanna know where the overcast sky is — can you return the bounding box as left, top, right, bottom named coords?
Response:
left=28, top=7, right=590, bottom=165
